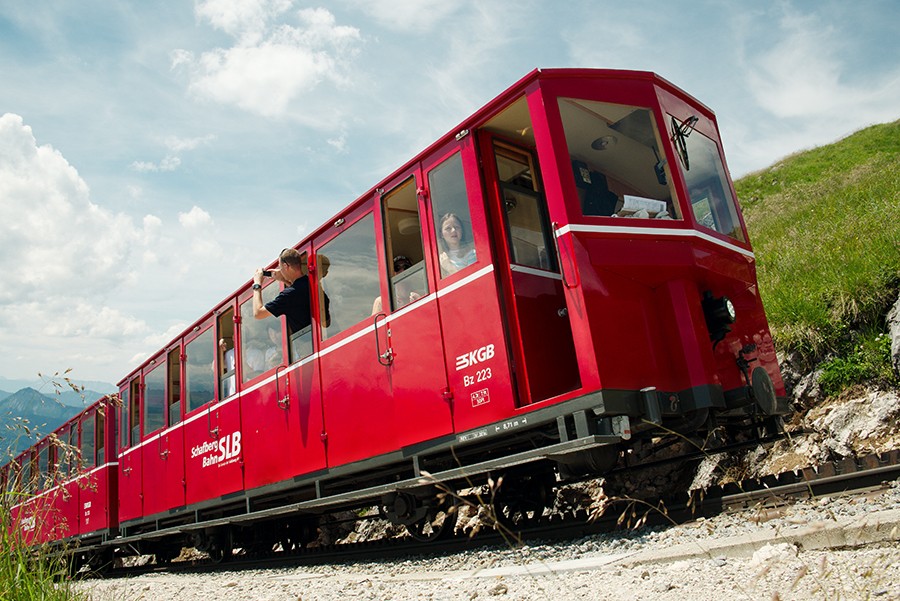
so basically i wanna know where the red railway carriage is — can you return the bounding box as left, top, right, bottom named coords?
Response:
left=8, top=69, right=788, bottom=564
left=2, top=398, right=118, bottom=569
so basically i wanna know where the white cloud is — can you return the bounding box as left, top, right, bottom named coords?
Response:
left=130, top=134, right=213, bottom=173
left=178, top=205, right=212, bottom=228
left=341, top=0, right=462, bottom=32
left=164, top=134, right=216, bottom=152
left=195, top=0, right=293, bottom=41
left=0, top=114, right=235, bottom=380
left=0, top=114, right=135, bottom=297
left=174, top=6, right=362, bottom=121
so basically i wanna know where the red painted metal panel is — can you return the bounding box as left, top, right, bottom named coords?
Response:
left=434, top=271, right=519, bottom=433
left=117, top=446, right=142, bottom=522
left=183, top=398, right=244, bottom=504
left=241, top=360, right=326, bottom=489
left=141, top=427, right=185, bottom=516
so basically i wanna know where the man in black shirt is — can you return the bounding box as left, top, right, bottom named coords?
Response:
left=252, top=248, right=311, bottom=333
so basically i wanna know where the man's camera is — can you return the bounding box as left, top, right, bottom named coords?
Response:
left=262, top=270, right=273, bottom=277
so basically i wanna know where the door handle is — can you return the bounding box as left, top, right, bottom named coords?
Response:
left=373, top=312, right=394, bottom=366
left=275, top=365, right=290, bottom=409
left=207, top=405, right=219, bottom=438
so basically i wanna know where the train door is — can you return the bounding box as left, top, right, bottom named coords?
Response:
left=77, top=407, right=112, bottom=534
left=183, top=316, right=243, bottom=505
left=242, top=245, right=326, bottom=490
left=422, top=139, right=519, bottom=433
left=374, top=168, right=454, bottom=447
left=315, top=208, right=395, bottom=467
left=58, top=425, right=80, bottom=536
left=479, top=131, right=581, bottom=405
left=118, top=378, right=142, bottom=522
left=141, top=346, right=186, bottom=517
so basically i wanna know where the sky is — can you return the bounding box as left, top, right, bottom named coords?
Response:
left=1, top=0, right=898, bottom=387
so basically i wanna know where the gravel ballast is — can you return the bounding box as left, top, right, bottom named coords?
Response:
left=79, top=481, right=900, bottom=601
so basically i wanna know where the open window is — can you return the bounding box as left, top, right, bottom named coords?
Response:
left=494, top=142, right=558, bottom=271
left=129, top=379, right=141, bottom=445
left=379, top=178, right=429, bottom=313
left=167, top=348, right=181, bottom=426
left=217, top=308, right=236, bottom=398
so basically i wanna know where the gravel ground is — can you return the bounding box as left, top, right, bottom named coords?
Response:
left=78, top=480, right=900, bottom=601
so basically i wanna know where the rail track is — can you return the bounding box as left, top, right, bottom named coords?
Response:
left=96, top=447, right=900, bottom=579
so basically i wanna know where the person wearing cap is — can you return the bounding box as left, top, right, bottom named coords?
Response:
left=252, top=248, right=311, bottom=335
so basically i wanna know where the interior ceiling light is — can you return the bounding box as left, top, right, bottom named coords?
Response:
left=591, top=135, right=617, bottom=150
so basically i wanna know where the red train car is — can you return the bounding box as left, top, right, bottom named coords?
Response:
left=2, top=398, right=118, bottom=570
left=5, top=68, right=788, bottom=564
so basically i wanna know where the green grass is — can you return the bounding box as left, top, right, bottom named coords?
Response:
left=0, top=495, right=82, bottom=601
left=736, top=119, right=900, bottom=388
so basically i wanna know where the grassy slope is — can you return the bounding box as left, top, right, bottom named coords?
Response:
left=736, top=119, right=900, bottom=385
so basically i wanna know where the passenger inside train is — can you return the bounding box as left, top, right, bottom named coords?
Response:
left=437, top=212, right=477, bottom=275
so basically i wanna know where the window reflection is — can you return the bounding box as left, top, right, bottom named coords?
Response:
left=428, top=154, right=478, bottom=277
left=185, top=328, right=215, bottom=414
left=144, top=364, right=165, bottom=436
left=317, top=213, right=380, bottom=339
left=240, top=284, right=284, bottom=382
left=678, top=126, right=746, bottom=242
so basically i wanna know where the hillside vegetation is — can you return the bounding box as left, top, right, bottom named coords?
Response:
left=736, top=119, right=900, bottom=392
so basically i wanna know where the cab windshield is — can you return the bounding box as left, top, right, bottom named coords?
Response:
left=557, top=98, right=679, bottom=220
left=672, top=118, right=746, bottom=242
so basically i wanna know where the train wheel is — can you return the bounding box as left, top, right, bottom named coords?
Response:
left=491, top=471, right=554, bottom=533
left=406, top=500, right=459, bottom=542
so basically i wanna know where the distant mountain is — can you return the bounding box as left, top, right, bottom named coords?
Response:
left=0, top=388, right=10, bottom=402
left=0, top=388, right=82, bottom=458
left=0, top=376, right=116, bottom=396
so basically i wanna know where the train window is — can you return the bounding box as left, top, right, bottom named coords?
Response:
left=96, top=411, right=105, bottom=465
left=119, top=386, right=129, bottom=450
left=167, top=348, right=182, bottom=426
left=494, top=142, right=558, bottom=271
left=240, top=284, right=284, bottom=381
left=37, top=445, right=49, bottom=490
left=428, top=153, right=479, bottom=278
left=217, top=308, right=237, bottom=397
left=22, top=455, right=34, bottom=493
left=675, top=124, right=746, bottom=242
left=380, top=177, right=428, bottom=312
left=185, top=328, right=215, bottom=413
left=129, top=379, right=141, bottom=444
left=316, top=213, right=380, bottom=340
left=557, top=98, right=680, bottom=220
left=144, top=363, right=165, bottom=436
left=6, top=460, right=19, bottom=493
left=81, top=415, right=96, bottom=470
left=66, top=426, right=77, bottom=477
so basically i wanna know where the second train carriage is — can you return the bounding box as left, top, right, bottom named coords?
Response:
left=5, top=68, right=788, bottom=560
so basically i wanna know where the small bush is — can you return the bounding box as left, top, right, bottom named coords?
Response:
left=819, top=331, right=898, bottom=396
